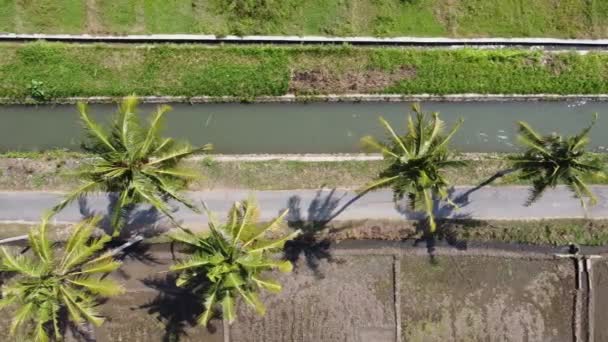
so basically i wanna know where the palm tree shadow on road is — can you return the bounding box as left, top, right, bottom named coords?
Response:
left=396, top=187, right=489, bottom=264
left=77, top=194, right=172, bottom=239
left=77, top=194, right=169, bottom=278
left=283, top=188, right=353, bottom=279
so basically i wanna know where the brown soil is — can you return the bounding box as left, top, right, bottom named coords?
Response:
left=0, top=243, right=591, bottom=341
left=592, top=259, right=608, bottom=342
left=542, top=55, right=570, bottom=76
left=400, top=255, right=576, bottom=342
left=325, top=219, right=417, bottom=241
left=0, top=157, right=82, bottom=190
left=230, top=255, right=396, bottom=342
left=289, top=66, right=416, bottom=94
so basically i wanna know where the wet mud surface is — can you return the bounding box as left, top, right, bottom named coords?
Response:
left=400, top=255, right=576, bottom=342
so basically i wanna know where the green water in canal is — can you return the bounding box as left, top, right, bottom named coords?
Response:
left=0, top=101, right=605, bottom=153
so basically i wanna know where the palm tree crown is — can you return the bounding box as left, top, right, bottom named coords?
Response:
left=53, top=96, right=212, bottom=235
left=169, top=199, right=300, bottom=326
left=0, top=216, right=124, bottom=341
left=510, top=114, right=604, bottom=208
left=360, top=104, right=465, bottom=232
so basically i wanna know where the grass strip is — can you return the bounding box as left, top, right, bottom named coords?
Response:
left=4, top=42, right=608, bottom=100
left=4, top=0, right=608, bottom=38
left=327, top=218, right=608, bottom=247
left=1, top=153, right=607, bottom=191
left=2, top=218, right=607, bottom=247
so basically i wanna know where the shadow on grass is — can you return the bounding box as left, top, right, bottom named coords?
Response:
left=139, top=274, right=217, bottom=342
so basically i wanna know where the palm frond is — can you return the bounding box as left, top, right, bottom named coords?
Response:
left=252, top=275, right=282, bottom=293
left=514, top=117, right=601, bottom=208
left=68, top=278, right=125, bottom=296
left=198, top=287, right=219, bottom=326
left=221, top=293, right=236, bottom=324
left=379, top=116, right=410, bottom=157
left=360, top=135, right=399, bottom=158
left=139, top=104, right=171, bottom=156
left=52, top=181, right=99, bottom=214
left=78, top=102, right=116, bottom=152
left=361, top=104, right=463, bottom=233
left=248, top=230, right=301, bottom=253
left=572, top=113, right=597, bottom=150
left=358, top=175, right=400, bottom=194
left=58, top=96, right=212, bottom=236
left=170, top=199, right=296, bottom=326
left=242, top=208, right=289, bottom=248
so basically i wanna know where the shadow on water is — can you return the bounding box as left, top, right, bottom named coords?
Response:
left=139, top=274, right=217, bottom=342
left=283, top=189, right=353, bottom=279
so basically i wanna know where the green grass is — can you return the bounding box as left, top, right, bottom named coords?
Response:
left=2, top=153, right=608, bottom=191
left=16, top=0, right=84, bottom=33
left=448, top=219, right=608, bottom=246
left=3, top=218, right=608, bottom=246
left=0, top=0, right=15, bottom=32
left=143, top=1, right=198, bottom=33
left=327, top=218, right=608, bottom=246
left=3, top=42, right=608, bottom=100
left=97, top=1, right=138, bottom=34
left=4, top=0, right=608, bottom=37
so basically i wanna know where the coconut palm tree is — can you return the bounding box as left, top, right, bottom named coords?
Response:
left=359, top=104, right=465, bottom=232
left=510, top=114, right=604, bottom=208
left=169, top=199, right=300, bottom=326
left=53, top=96, right=212, bottom=236
left=0, top=215, right=124, bottom=341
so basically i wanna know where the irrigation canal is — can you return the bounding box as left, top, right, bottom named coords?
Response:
left=1, top=100, right=607, bottom=153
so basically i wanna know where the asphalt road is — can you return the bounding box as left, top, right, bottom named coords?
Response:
left=0, top=186, right=606, bottom=226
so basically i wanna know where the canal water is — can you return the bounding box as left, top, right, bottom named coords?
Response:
left=0, top=100, right=606, bottom=153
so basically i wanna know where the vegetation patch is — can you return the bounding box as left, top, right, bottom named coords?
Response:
left=2, top=218, right=608, bottom=247
left=3, top=43, right=608, bottom=100
left=5, top=0, right=608, bottom=37
left=326, top=218, right=608, bottom=247
left=15, top=0, right=85, bottom=33
left=1, top=153, right=607, bottom=191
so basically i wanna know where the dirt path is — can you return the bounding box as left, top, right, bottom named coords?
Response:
left=85, top=0, right=103, bottom=34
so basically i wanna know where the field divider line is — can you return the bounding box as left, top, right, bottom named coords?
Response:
left=586, top=258, right=595, bottom=342
left=393, top=254, right=402, bottom=342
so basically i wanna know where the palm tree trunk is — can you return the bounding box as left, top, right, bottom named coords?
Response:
left=324, top=189, right=371, bottom=224
left=454, top=168, right=517, bottom=203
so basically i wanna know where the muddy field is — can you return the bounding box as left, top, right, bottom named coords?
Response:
left=0, top=244, right=594, bottom=341
left=592, top=259, right=608, bottom=342
left=400, top=256, right=575, bottom=342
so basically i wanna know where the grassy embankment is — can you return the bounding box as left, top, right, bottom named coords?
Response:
left=2, top=42, right=608, bottom=101
left=2, top=0, right=608, bottom=38
left=2, top=151, right=607, bottom=191
left=4, top=218, right=608, bottom=247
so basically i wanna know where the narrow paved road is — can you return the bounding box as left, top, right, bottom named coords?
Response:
left=0, top=186, right=607, bottom=227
